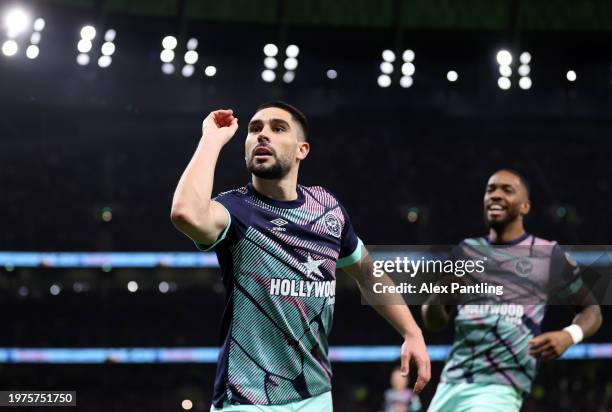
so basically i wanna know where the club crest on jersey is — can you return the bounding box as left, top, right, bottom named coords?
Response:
left=515, top=258, right=533, bottom=276
left=323, top=212, right=341, bottom=238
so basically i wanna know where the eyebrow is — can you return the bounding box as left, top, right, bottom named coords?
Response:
left=248, top=118, right=291, bottom=129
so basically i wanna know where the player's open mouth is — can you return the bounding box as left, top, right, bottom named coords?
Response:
left=253, top=146, right=274, bottom=157
left=487, top=204, right=506, bottom=211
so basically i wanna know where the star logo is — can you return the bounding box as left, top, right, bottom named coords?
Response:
left=302, top=254, right=326, bottom=279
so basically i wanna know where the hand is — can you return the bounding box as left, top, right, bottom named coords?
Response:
left=400, top=331, right=431, bottom=394
left=529, top=331, right=573, bottom=361
left=201, top=109, right=239, bottom=146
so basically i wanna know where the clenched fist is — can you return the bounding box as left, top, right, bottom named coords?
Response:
left=529, top=331, right=573, bottom=361
left=201, top=109, right=239, bottom=146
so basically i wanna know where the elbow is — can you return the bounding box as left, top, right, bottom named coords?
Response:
left=170, top=203, right=196, bottom=228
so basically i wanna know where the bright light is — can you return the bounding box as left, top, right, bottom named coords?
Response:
left=80, top=25, right=96, bottom=41
left=76, top=53, right=90, bottom=65
left=286, top=44, right=299, bottom=58
left=159, top=281, right=170, bottom=293
left=161, top=63, right=175, bottom=74
left=284, top=57, right=298, bottom=71
left=326, top=69, right=337, bottom=79
left=496, top=50, right=512, bottom=66
left=447, top=70, right=458, bottom=82
left=104, top=29, right=116, bottom=42
left=401, top=62, right=415, bottom=76
left=520, top=51, right=531, bottom=64
left=181, top=399, right=193, bottom=411
left=261, top=69, right=276, bottom=82
left=263, top=57, right=277, bottom=69
left=186, top=37, right=198, bottom=50
left=518, top=64, right=530, bottom=77
left=181, top=64, right=194, bottom=77
left=1, top=40, right=18, bottom=56
left=380, top=61, right=393, bottom=74
left=497, top=76, right=511, bottom=90
left=499, top=65, right=512, bottom=77
left=30, top=31, right=41, bottom=45
left=204, top=65, right=217, bottom=77
left=33, top=17, right=45, bottom=32
left=26, top=44, right=39, bottom=59
left=263, top=43, right=278, bottom=57
left=162, top=35, right=177, bottom=50
left=283, top=71, right=295, bottom=83
left=50, top=284, right=61, bottom=295
left=5, top=8, right=30, bottom=38
left=377, top=74, right=391, bottom=88
left=382, top=49, right=395, bottom=62
left=98, top=55, right=112, bottom=68
left=160, top=49, right=175, bottom=63
left=399, top=76, right=413, bottom=88
left=402, top=49, right=415, bottom=62
left=77, top=39, right=92, bottom=53
left=184, top=50, right=198, bottom=65
left=519, top=76, right=532, bottom=90
left=567, top=70, right=576, bottom=82
left=127, top=281, right=138, bottom=293
left=101, top=42, right=115, bottom=56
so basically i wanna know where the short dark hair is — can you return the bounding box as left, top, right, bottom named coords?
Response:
left=256, top=101, right=309, bottom=140
left=495, top=168, right=531, bottom=197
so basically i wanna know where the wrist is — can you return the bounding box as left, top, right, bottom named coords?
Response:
left=563, top=324, right=584, bottom=344
left=403, top=327, right=423, bottom=340
left=199, top=134, right=225, bottom=150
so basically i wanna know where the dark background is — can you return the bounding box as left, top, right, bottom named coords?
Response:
left=1, top=0, right=612, bottom=411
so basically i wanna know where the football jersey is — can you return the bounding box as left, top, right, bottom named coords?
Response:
left=440, top=233, right=585, bottom=395
left=198, top=183, right=361, bottom=407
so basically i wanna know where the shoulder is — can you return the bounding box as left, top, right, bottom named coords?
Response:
left=301, top=185, right=342, bottom=208
left=214, top=186, right=249, bottom=204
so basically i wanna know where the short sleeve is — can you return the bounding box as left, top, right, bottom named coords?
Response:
left=194, top=204, right=232, bottom=251
left=336, top=204, right=363, bottom=268
left=549, top=244, right=589, bottom=304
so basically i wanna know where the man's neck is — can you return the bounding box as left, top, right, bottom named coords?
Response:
left=488, top=221, right=526, bottom=244
left=252, top=173, right=299, bottom=201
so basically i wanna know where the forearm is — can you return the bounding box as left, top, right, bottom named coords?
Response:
left=572, top=305, right=602, bottom=339
left=171, top=137, right=223, bottom=222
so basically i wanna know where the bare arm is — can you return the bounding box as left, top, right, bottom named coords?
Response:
left=341, top=247, right=431, bottom=393
left=170, top=110, right=238, bottom=245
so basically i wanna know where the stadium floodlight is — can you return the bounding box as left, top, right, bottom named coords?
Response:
left=162, top=35, right=177, bottom=50
left=283, top=71, right=295, bottom=83
left=161, top=63, right=175, bottom=74
left=181, top=399, right=193, bottom=411
left=326, top=69, right=337, bottom=79
left=263, top=43, right=278, bottom=57
left=101, top=41, right=115, bottom=56
left=497, top=76, right=511, bottom=90
left=377, top=74, right=391, bottom=88
left=261, top=69, right=276, bottom=82
left=519, top=77, right=532, bottom=90
left=50, top=284, right=61, bottom=295
left=518, top=64, right=530, bottom=77
left=30, top=31, right=41, bottom=45
left=286, top=44, right=299, bottom=58
left=380, top=61, right=393, bottom=74
left=499, top=65, right=512, bottom=77
left=447, top=70, right=458, bottom=82
left=263, top=57, right=277, bottom=69
left=399, top=76, right=413, bottom=88
left=283, top=57, right=298, bottom=71
left=104, top=29, right=116, bottom=42
left=520, top=51, right=531, bottom=64
left=77, top=39, right=92, bottom=53
left=76, top=53, right=90, bottom=65
left=33, top=17, right=45, bottom=32
left=127, top=281, right=138, bottom=292
left=80, top=25, right=96, bottom=41
left=566, top=70, right=577, bottom=82
left=204, top=65, right=217, bottom=77
left=1, top=39, right=18, bottom=56
left=184, top=50, right=198, bottom=65
left=5, top=8, right=30, bottom=38
left=159, top=281, right=170, bottom=293
left=186, top=37, right=198, bottom=50
left=181, top=64, right=194, bottom=77
left=402, top=49, right=415, bottom=62
left=160, top=49, right=175, bottom=63
left=26, top=44, right=39, bottom=59
left=401, top=62, right=415, bottom=76
left=496, top=50, right=512, bottom=66
left=382, top=49, right=395, bottom=62
left=98, top=55, right=112, bottom=68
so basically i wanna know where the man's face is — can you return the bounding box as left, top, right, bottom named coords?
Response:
left=483, top=171, right=530, bottom=230
left=245, top=107, right=308, bottom=179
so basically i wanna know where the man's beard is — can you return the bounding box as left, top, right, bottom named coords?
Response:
left=484, top=208, right=520, bottom=231
left=246, top=155, right=290, bottom=180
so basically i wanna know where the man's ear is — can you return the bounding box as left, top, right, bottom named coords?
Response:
left=296, top=141, right=310, bottom=160
left=521, top=200, right=531, bottom=216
